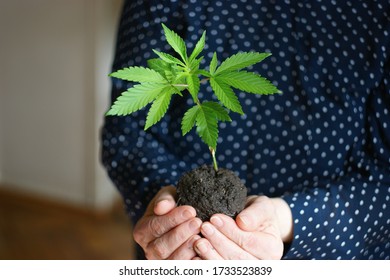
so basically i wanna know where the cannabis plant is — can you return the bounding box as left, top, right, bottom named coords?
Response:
left=107, top=24, right=279, bottom=171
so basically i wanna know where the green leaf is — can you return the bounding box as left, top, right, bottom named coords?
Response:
left=107, top=24, right=281, bottom=157
left=218, top=71, right=279, bottom=94
left=186, top=74, right=200, bottom=102
left=164, top=68, right=179, bottom=83
left=196, top=105, right=218, bottom=149
left=148, top=58, right=183, bottom=84
left=106, top=83, right=166, bottom=116
left=109, top=66, right=166, bottom=83
left=162, top=24, right=187, bottom=62
left=144, top=87, right=174, bottom=130
left=181, top=105, right=200, bottom=135
left=153, top=49, right=185, bottom=66
left=171, top=71, right=187, bottom=85
left=215, top=52, right=271, bottom=75
left=197, top=69, right=211, bottom=77
left=147, top=59, right=171, bottom=76
left=202, top=101, right=231, bottom=122
left=189, top=31, right=206, bottom=61
left=210, top=77, right=244, bottom=114
left=189, top=56, right=203, bottom=72
left=209, top=52, right=218, bottom=75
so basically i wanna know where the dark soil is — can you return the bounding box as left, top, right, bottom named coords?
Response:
left=176, top=165, right=247, bottom=221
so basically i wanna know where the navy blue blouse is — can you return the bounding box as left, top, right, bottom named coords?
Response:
left=102, top=0, right=390, bottom=259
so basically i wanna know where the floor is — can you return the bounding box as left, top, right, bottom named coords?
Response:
left=0, top=188, right=135, bottom=260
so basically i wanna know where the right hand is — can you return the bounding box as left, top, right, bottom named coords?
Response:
left=133, top=185, right=202, bottom=259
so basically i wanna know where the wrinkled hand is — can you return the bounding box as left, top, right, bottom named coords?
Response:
left=193, top=195, right=293, bottom=260
left=133, top=186, right=202, bottom=259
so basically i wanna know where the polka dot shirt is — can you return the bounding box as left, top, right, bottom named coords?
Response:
left=102, top=0, right=390, bottom=259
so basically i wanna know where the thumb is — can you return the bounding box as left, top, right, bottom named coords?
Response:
left=236, top=196, right=272, bottom=231
left=153, top=185, right=177, bottom=216
left=144, top=185, right=177, bottom=216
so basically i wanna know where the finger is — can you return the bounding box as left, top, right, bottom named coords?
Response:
left=211, top=214, right=283, bottom=260
left=199, top=221, right=257, bottom=260
left=154, top=199, right=176, bottom=216
left=236, top=196, right=273, bottom=231
left=146, top=217, right=202, bottom=259
left=194, top=238, right=223, bottom=260
left=168, top=235, right=201, bottom=260
left=147, top=186, right=177, bottom=216
left=133, top=205, right=196, bottom=247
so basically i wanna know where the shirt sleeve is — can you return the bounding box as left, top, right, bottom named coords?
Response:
left=283, top=59, right=390, bottom=259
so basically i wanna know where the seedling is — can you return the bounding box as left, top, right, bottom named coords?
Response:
left=107, top=24, right=280, bottom=172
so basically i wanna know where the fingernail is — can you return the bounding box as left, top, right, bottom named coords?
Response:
left=201, top=223, right=214, bottom=236
left=239, top=214, right=250, bottom=227
left=191, top=235, right=201, bottom=242
left=188, top=235, right=201, bottom=249
left=155, top=198, right=168, bottom=205
left=182, top=209, right=194, bottom=219
left=195, top=241, right=208, bottom=255
left=189, top=219, right=201, bottom=231
left=210, top=216, right=223, bottom=228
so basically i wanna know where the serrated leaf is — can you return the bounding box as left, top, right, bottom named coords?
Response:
left=153, top=49, right=185, bottom=66
left=109, top=66, right=166, bottom=83
left=172, top=71, right=187, bottom=85
left=181, top=105, right=200, bottom=135
left=218, top=71, right=279, bottom=94
left=209, top=52, right=218, bottom=75
left=147, top=59, right=171, bottom=76
left=162, top=24, right=187, bottom=62
left=197, top=69, right=211, bottom=77
left=202, top=101, right=231, bottom=122
left=215, top=52, right=271, bottom=75
left=210, top=77, right=244, bottom=114
left=189, top=56, right=203, bottom=71
left=164, top=69, right=177, bottom=83
left=144, top=87, right=174, bottom=130
left=189, top=31, right=206, bottom=61
left=148, top=58, right=182, bottom=83
left=106, top=83, right=166, bottom=116
left=196, top=105, right=218, bottom=149
left=186, top=74, right=200, bottom=102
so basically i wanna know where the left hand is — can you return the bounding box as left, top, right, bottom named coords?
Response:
left=193, top=195, right=293, bottom=260
left=133, top=186, right=202, bottom=260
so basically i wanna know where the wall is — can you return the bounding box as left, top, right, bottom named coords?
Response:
left=0, top=0, right=122, bottom=209
left=88, top=0, right=124, bottom=208
left=0, top=76, right=3, bottom=182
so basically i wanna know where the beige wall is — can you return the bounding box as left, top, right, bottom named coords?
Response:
left=0, top=0, right=123, bottom=209
left=0, top=74, right=3, bottom=182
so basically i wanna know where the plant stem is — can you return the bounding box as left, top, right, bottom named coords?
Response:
left=210, top=147, right=219, bottom=172
left=172, top=84, right=188, bottom=87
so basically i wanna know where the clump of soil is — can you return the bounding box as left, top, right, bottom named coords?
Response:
left=176, top=165, right=247, bottom=221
